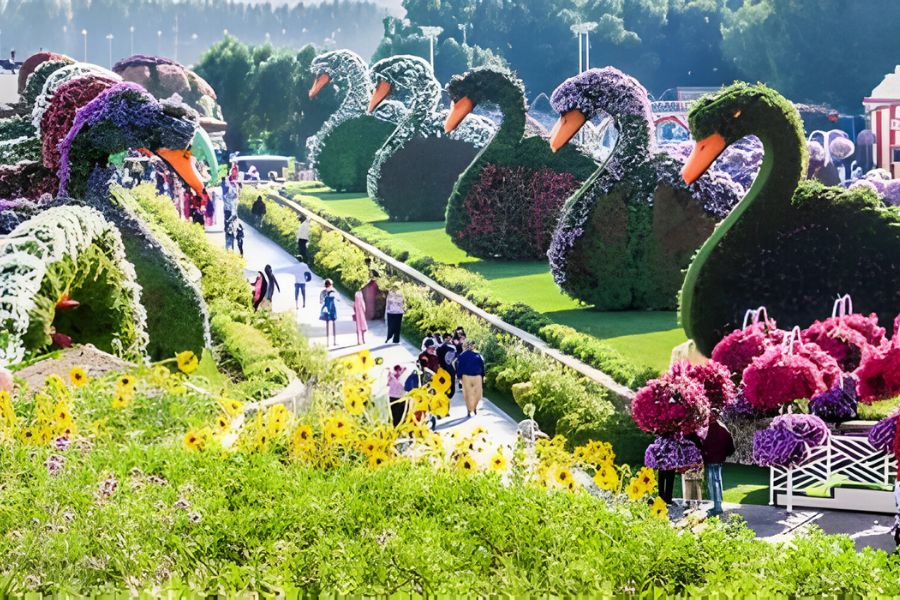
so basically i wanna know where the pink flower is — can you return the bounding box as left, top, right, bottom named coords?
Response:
left=742, top=346, right=828, bottom=412
left=632, top=366, right=710, bottom=436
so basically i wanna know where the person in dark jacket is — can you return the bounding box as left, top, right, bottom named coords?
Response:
left=436, top=332, right=457, bottom=399
left=701, top=413, right=735, bottom=517
left=457, top=341, right=485, bottom=417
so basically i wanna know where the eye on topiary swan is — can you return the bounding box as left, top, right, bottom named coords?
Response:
left=442, top=66, right=596, bottom=259
left=306, top=49, right=404, bottom=192
left=546, top=67, right=741, bottom=310
left=366, top=55, right=495, bottom=221
left=680, top=82, right=900, bottom=356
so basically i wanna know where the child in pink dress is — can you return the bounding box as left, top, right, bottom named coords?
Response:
left=353, top=291, right=368, bottom=345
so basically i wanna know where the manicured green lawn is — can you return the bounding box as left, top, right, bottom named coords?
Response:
left=301, top=191, right=686, bottom=373
left=672, top=464, right=770, bottom=506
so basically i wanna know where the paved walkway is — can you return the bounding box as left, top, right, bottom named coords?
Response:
left=233, top=223, right=520, bottom=460
left=208, top=223, right=897, bottom=554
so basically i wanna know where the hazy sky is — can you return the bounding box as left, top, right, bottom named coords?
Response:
left=238, top=0, right=404, bottom=14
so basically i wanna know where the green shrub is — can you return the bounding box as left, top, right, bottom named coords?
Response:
left=316, top=116, right=396, bottom=192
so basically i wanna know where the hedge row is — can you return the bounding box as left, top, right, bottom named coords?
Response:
left=123, top=185, right=330, bottom=399
left=242, top=189, right=652, bottom=460
left=279, top=183, right=657, bottom=390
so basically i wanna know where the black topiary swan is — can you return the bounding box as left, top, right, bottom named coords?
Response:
left=442, top=66, right=596, bottom=259
left=546, top=67, right=740, bottom=310
left=366, top=55, right=494, bottom=221
left=680, top=82, right=900, bottom=356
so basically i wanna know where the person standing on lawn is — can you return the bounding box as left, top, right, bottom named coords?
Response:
left=296, top=214, right=310, bottom=261
left=457, top=341, right=485, bottom=417
left=701, top=412, right=735, bottom=517
left=384, top=286, right=405, bottom=344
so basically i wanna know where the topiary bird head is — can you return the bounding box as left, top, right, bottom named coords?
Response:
left=682, top=82, right=807, bottom=184
left=367, top=55, right=439, bottom=114
left=547, top=67, right=652, bottom=153
left=444, top=66, right=525, bottom=133
left=308, top=49, right=369, bottom=99
left=57, top=82, right=204, bottom=199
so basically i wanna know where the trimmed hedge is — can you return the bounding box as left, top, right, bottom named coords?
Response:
left=681, top=82, right=900, bottom=354
left=316, top=116, right=395, bottom=192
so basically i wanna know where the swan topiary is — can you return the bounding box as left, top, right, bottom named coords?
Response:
left=366, top=55, right=495, bottom=221
left=546, top=67, right=741, bottom=310
left=443, top=67, right=596, bottom=259
left=680, top=82, right=900, bottom=356
left=306, top=49, right=404, bottom=192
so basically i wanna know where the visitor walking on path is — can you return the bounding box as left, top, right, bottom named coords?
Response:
left=436, top=333, right=457, bottom=398
left=384, top=286, right=405, bottom=344
left=361, top=271, right=381, bottom=321
left=702, top=413, right=735, bottom=517
left=252, top=270, right=267, bottom=312
left=251, top=195, right=267, bottom=227
left=275, top=259, right=313, bottom=309
left=387, top=364, right=409, bottom=427
left=296, top=214, right=310, bottom=261
left=319, top=279, right=338, bottom=346
left=457, top=341, right=485, bottom=417
left=353, top=291, right=368, bottom=345
left=262, top=265, right=280, bottom=312
left=224, top=216, right=236, bottom=252
left=236, top=223, right=245, bottom=257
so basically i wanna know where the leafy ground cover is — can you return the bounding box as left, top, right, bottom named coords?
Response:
left=286, top=186, right=685, bottom=374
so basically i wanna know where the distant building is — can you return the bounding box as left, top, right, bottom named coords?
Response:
left=863, top=66, right=900, bottom=176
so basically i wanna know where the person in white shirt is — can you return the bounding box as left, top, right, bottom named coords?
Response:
left=296, top=215, right=311, bottom=261
left=274, top=259, right=313, bottom=309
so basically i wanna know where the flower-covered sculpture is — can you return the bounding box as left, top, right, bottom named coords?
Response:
left=644, top=435, right=702, bottom=471
left=769, top=413, right=830, bottom=447
left=631, top=367, right=710, bottom=436
left=867, top=413, right=898, bottom=456
left=854, top=314, right=900, bottom=403
left=546, top=67, right=742, bottom=310
left=366, top=55, right=495, bottom=221
left=741, top=345, right=827, bottom=412
left=752, top=425, right=809, bottom=468
left=305, top=49, right=404, bottom=192
left=711, top=310, right=784, bottom=375
left=0, top=205, right=148, bottom=366
left=809, top=374, right=859, bottom=423
left=679, top=82, right=900, bottom=356
left=442, top=67, right=596, bottom=259
left=682, top=360, right=736, bottom=411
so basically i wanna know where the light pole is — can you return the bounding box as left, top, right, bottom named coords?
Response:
left=457, top=23, right=467, bottom=45
left=420, top=26, right=443, bottom=71
left=106, top=34, right=114, bottom=68
left=173, top=14, right=179, bottom=61
left=81, top=29, right=88, bottom=62
left=157, top=30, right=162, bottom=55
left=129, top=26, right=135, bottom=56
left=570, top=22, right=598, bottom=73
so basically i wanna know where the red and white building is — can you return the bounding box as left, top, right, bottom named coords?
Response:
left=863, top=66, right=900, bottom=176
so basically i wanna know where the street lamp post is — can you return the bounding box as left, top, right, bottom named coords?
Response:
left=570, top=22, right=598, bottom=74
left=157, top=30, right=162, bottom=55
left=81, top=29, right=88, bottom=62
left=457, top=23, right=467, bottom=45
left=106, top=34, right=114, bottom=68
left=420, top=26, right=443, bottom=70
left=129, top=26, right=135, bottom=56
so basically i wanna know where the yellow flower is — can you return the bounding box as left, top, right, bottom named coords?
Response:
left=409, top=388, right=430, bottom=413
left=0, top=391, right=16, bottom=427
left=323, top=415, right=351, bottom=441
left=176, top=351, right=199, bottom=374
left=626, top=478, right=645, bottom=501
left=554, top=466, right=574, bottom=487
left=116, top=374, right=136, bottom=390
left=69, top=367, right=88, bottom=386
left=214, top=414, right=230, bottom=435
left=219, top=398, right=244, bottom=417
left=266, top=404, right=289, bottom=435
left=455, top=453, right=477, bottom=473
left=651, top=496, right=668, bottom=520
left=184, top=429, right=206, bottom=451
left=20, top=427, right=36, bottom=444
left=37, top=426, right=54, bottom=445
left=637, top=467, right=657, bottom=493
left=429, top=393, right=449, bottom=417
left=111, top=387, right=132, bottom=409
left=53, top=401, right=72, bottom=425
left=368, top=450, right=390, bottom=469
left=292, top=424, right=314, bottom=445
left=430, top=369, right=452, bottom=395
left=344, top=394, right=366, bottom=416
left=593, top=465, right=619, bottom=492
left=489, top=450, right=507, bottom=472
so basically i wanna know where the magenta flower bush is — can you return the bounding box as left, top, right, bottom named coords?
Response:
left=854, top=316, right=900, bottom=404
left=867, top=414, right=898, bottom=455
left=631, top=366, right=710, bottom=436
left=669, top=359, right=735, bottom=411
left=803, top=313, right=884, bottom=371
left=711, top=316, right=784, bottom=375
left=742, top=346, right=827, bottom=412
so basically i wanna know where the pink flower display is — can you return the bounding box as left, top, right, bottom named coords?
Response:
left=854, top=314, right=900, bottom=404
left=711, top=315, right=784, bottom=375
left=631, top=366, right=710, bottom=436
left=685, top=360, right=736, bottom=411
left=741, top=345, right=828, bottom=412
left=802, top=313, right=885, bottom=371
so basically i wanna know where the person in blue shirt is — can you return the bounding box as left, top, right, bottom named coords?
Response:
left=456, top=341, right=485, bottom=417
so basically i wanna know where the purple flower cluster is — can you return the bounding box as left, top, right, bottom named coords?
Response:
left=644, top=435, right=702, bottom=470
left=867, top=414, right=898, bottom=454
left=830, top=136, right=855, bottom=161
left=45, top=454, right=65, bottom=476
left=809, top=374, right=859, bottom=423
left=96, top=474, right=118, bottom=500
left=752, top=425, right=809, bottom=468
left=769, top=413, right=830, bottom=447
left=112, top=54, right=178, bottom=71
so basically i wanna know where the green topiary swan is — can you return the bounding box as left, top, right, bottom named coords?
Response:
left=680, top=82, right=900, bottom=355
left=306, top=49, right=404, bottom=192
left=366, top=55, right=494, bottom=221
left=443, top=67, right=596, bottom=259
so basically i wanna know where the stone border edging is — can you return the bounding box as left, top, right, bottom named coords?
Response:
left=267, top=190, right=636, bottom=402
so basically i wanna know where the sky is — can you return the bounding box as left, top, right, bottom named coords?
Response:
left=238, top=0, right=404, bottom=14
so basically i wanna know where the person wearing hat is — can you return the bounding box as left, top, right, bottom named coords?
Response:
left=417, top=338, right=441, bottom=375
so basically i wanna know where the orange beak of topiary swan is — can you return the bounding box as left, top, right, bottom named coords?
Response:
left=548, top=110, right=587, bottom=152
left=444, top=96, right=475, bottom=133
left=309, top=73, right=331, bottom=99
left=155, top=148, right=206, bottom=195
left=682, top=133, right=727, bottom=185
left=368, top=80, right=392, bottom=114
